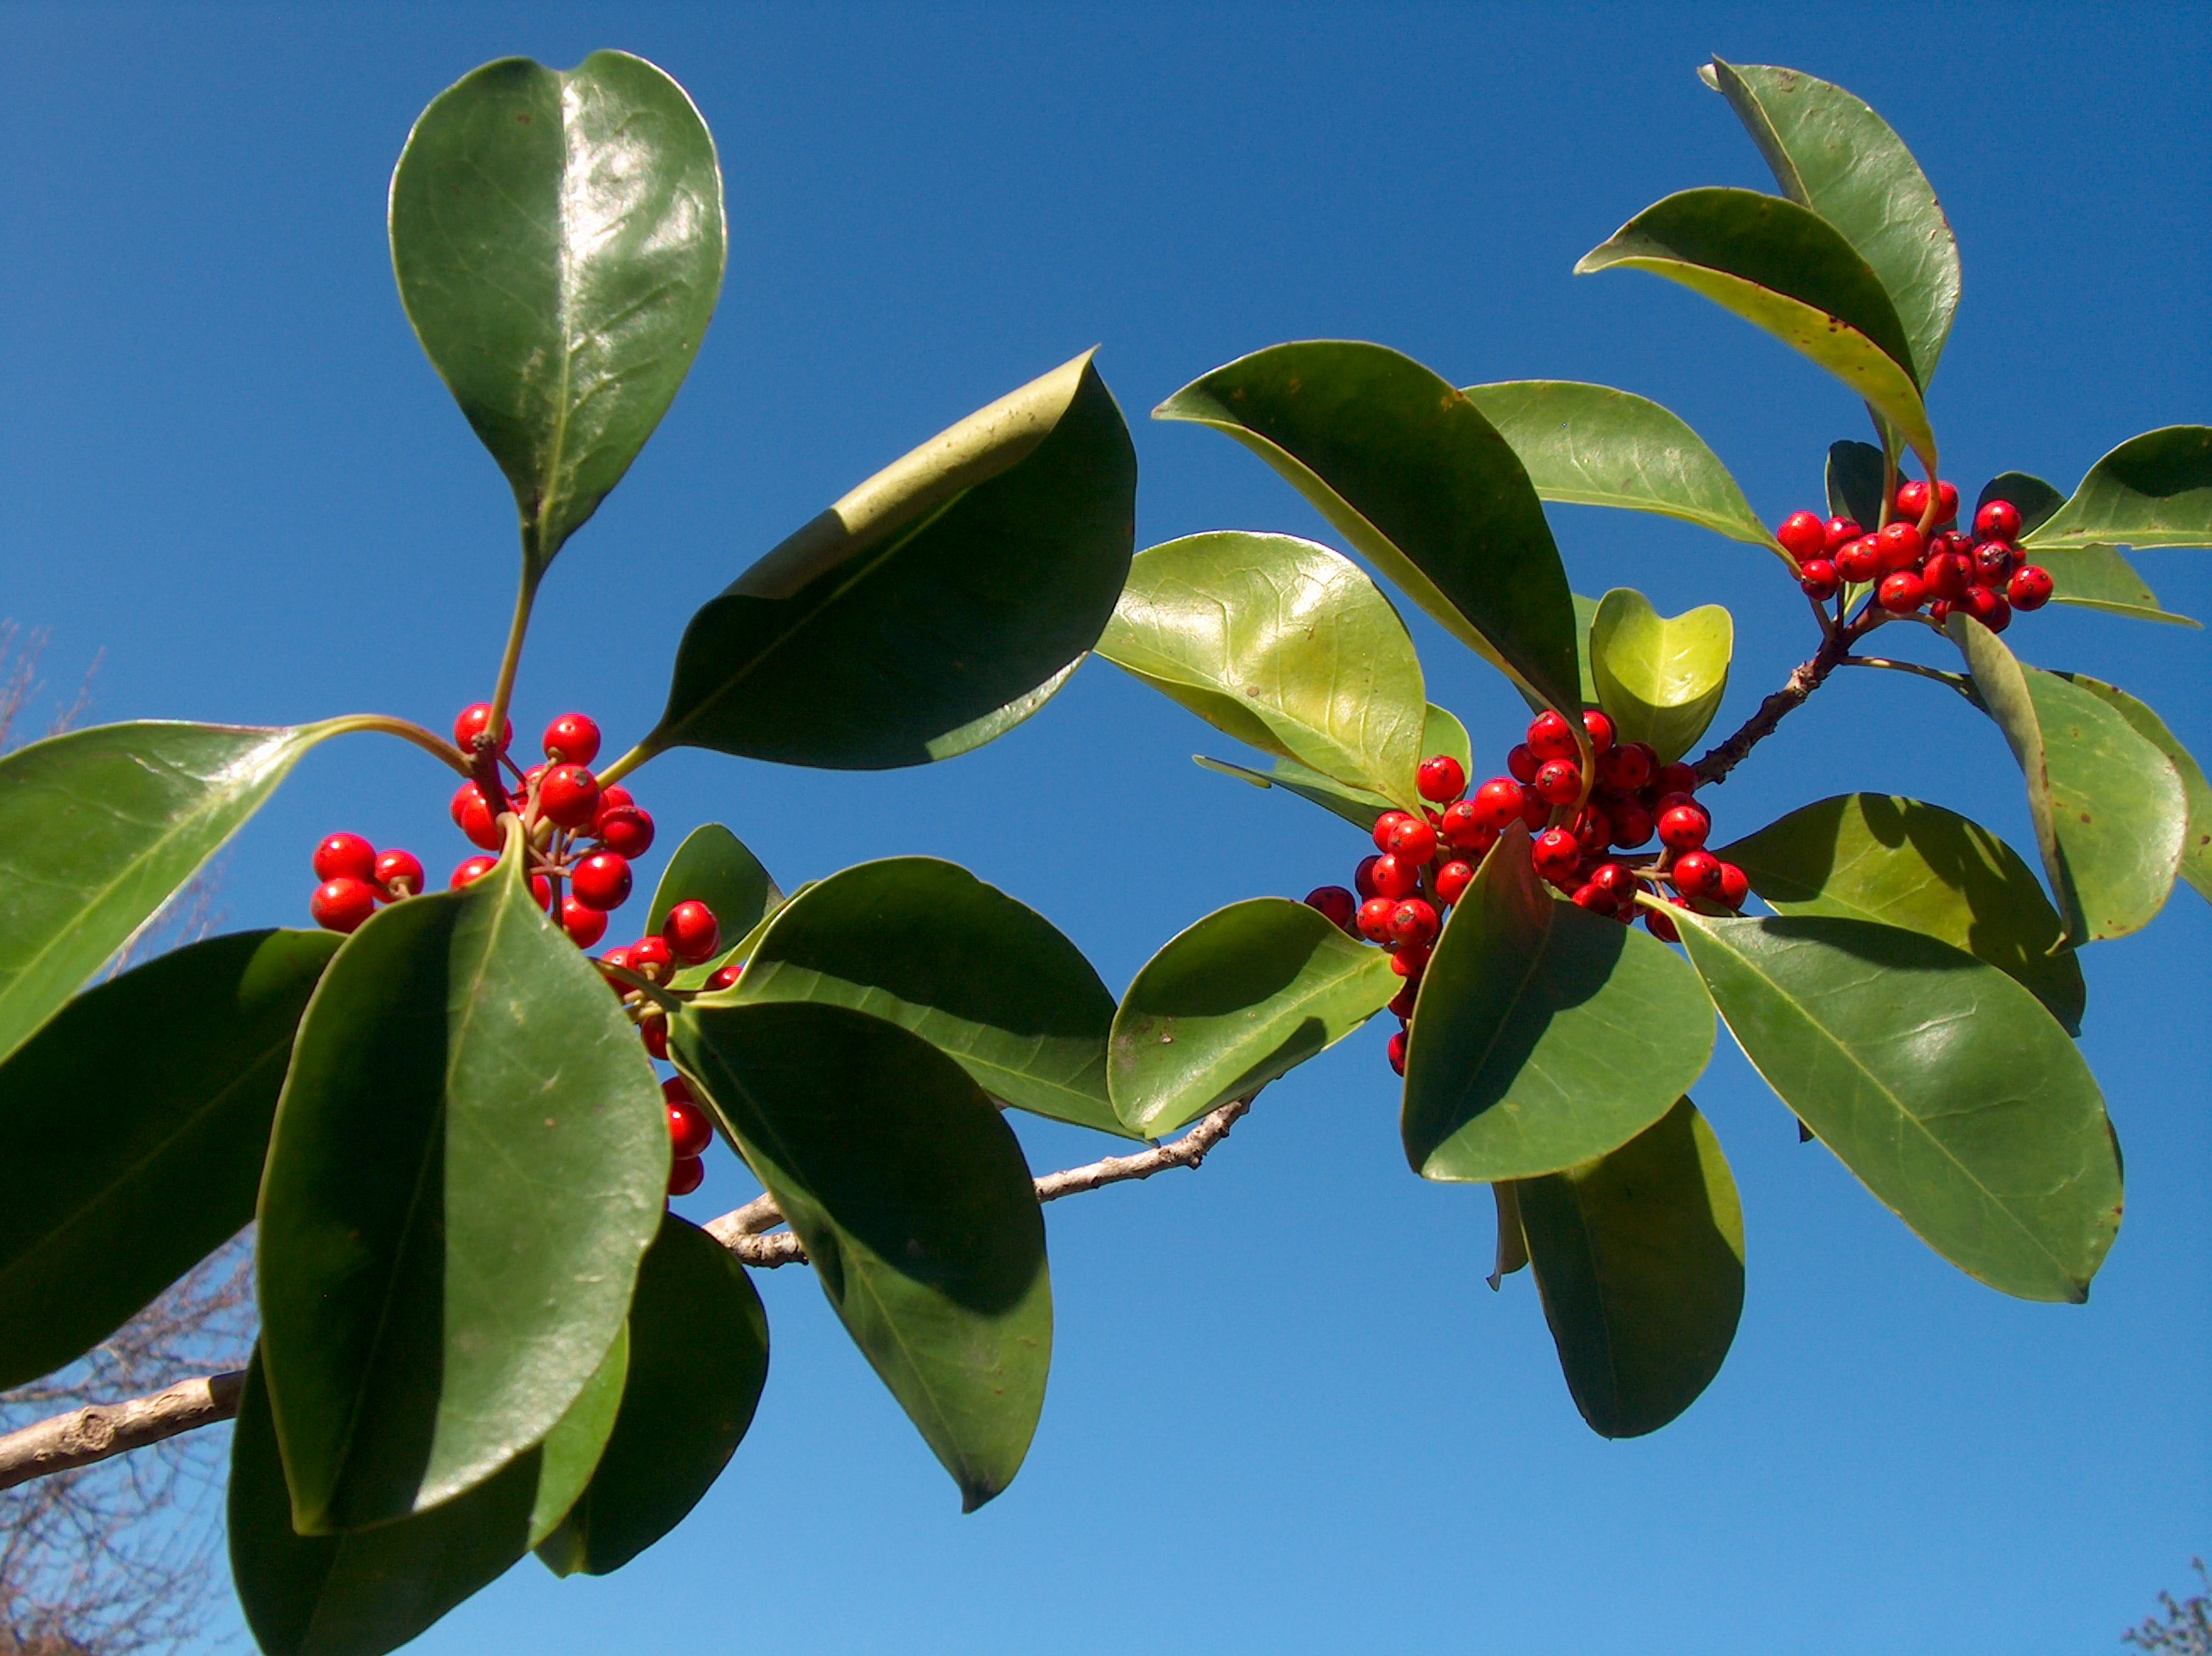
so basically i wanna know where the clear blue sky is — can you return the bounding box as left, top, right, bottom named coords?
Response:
left=3, top=4, right=2206, bottom=1652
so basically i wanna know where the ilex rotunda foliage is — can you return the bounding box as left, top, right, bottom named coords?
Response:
left=0, top=48, right=2205, bottom=1655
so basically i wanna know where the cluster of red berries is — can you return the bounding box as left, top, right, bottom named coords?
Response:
left=603, top=899, right=730, bottom=1198
left=1775, top=485, right=2052, bottom=631
left=1301, top=710, right=1750, bottom=1076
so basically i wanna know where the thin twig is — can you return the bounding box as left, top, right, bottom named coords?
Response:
left=1842, top=655, right=1979, bottom=700
left=1691, top=624, right=1855, bottom=786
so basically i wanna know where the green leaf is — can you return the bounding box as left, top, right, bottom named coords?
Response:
left=230, top=1340, right=625, bottom=1656
left=1461, top=380, right=1774, bottom=551
left=1984, top=472, right=2204, bottom=625
left=0, top=930, right=337, bottom=1390
left=1576, top=190, right=1935, bottom=469
left=2058, top=676, right=2212, bottom=909
left=1099, top=532, right=1428, bottom=805
left=1193, top=703, right=1471, bottom=833
left=1155, top=341, right=1582, bottom=713
left=1673, top=912, right=2122, bottom=1302
left=2025, top=428, right=2212, bottom=551
left=256, top=842, right=668, bottom=1533
left=1978, top=472, right=2065, bottom=535
left=645, top=824, right=782, bottom=941
left=1518, top=1097, right=1745, bottom=1439
left=389, top=53, right=724, bottom=578
left=1488, top=1181, right=1530, bottom=1290
left=1826, top=439, right=1887, bottom=529
left=1109, top=898, right=1399, bottom=1138
left=672, top=1001, right=1049, bottom=1512
left=1701, top=59, right=1962, bottom=383
left=729, top=857, right=1133, bottom=1138
left=1588, top=589, right=1733, bottom=764
left=645, top=352, right=1137, bottom=769
left=1401, top=824, right=1714, bottom=1182
left=1948, top=616, right=2186, bottom=943
left=537, top=1214, right=768, bottom=1577
left=0, top=719, right=333, bottom=1067
left=1718, top=793, right=2086, bottom=1032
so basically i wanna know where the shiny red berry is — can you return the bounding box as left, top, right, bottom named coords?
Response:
left=1896, top=479, right=1955, bottom=524
left=1357, top=897, right=1398, bottom=942
left=1982, top=593, right=2014, bottom=632
left=1972, top=540, right=2017, bottom=585
left=561, top=895, right=607, bottom=948
left=595, top=807, right=655, bottom=860
left=1465, top=779, right=1522, bottom=832
left=310, top=876, right=378, bottom=933
left=1388, top=983, right=1418, bottom=1021
left=600, top=944, right=634, bottom=979
left=667, top=1092, right=714, bottom=1158
left=1533, top=758, right=1581, bottom=807
left=1439, top=799, right=1483, bottom=850
left=1305, top=886, right=1358, bottom=930
left=1797, top=558, right=1840, bottom=601
left=1505, top=743, right=1540, bottom=785
left=1716, top=861, right=1750, bottom=909
left=1878, top=571, right=1927, bottom=614
left=1671, top=850, right=1723, bottom=899
left=1416, top=754, right=1466, bottom=803
left=1975, top=499, right=2023, bottom=542
left=640, top=1015, right=668, bottom=1060
left=1570, top=881, right=1617, bottom=916
left=1924, top=551, right=1975, bottom=601
left=1580, top=709, right=1616, bottom=754
left=1526, top=710, right=1578, bottom=762
left=450, top=781, right=504, bottom=852
left=1434, top=860, right=1476, bottom=905
left=1386, top=816, right=1438, bottom=866
left=1835, top=535, right=1883, bottom=583
left=1929, top=599, right=1953, bottom=624
left=1876, top=522, right=1924, bottom=573
left=1656, top=803, right=1710, bottom=852
left=1388, top=899, right=1439, bottom=948
left=1371, top=854, right=1420, bottom=901
left=1353, top=855, right=1382, bottom=899
left=1386, top=1028, right=1408, bottom=1076
left=450, top=855, right=497, bottom=889
left=1598, top=744, right=1653, bottom=792
left=1520, top=792, right=1552, bottom=832
left=1589, top=861, right=1636, bottom=902
left=1389, top=943, right=1429, bottom=979
left=705, top=961, right=744, bottom=992
left=1372, top=810, right=1413, bottom=853
left=2008, top=565, right=2054, bottom=612
left=571, top=851, right=633, bottom=911
left=372, top=848, right=423, bottom=900
left=1529, top=827, right=1581, bottom=883
left=662, top=899, right=722, bottom=964
left=1776, top=511, right=1828, bottom=561
left=1823, top=516, right=1862, bottom=552
left=537, top=764, right=600, bottom=830
left=453, top=702, right=512, bottom=754
left=543, top=713, right=602, bottom=766
left=668, top=1155, right=705, bottom=1198
left=628, top=936, right=673, bottom=981
left=313, top=832, right=376, bottom=882
left=1644, top=904, right=1680, bottom=943
left=1610, top=802, right=1655, bottom=848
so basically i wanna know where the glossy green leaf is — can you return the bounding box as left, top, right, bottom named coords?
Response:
left=646, top=824, right=781, bottom=940
left=1156, top=341, right=1581, bottom=713
left=1674, top=912, right=2121, bottom=1301
left=0, top=719, right=334, bottom=1066
left=729, top=857, right=1131, bottom=1138
left=1518, top=1097, right=1745, bottom=1439
left=257, top=844, right=668, bottom=1533
left=645, top=352, right=1136, bottom=769
left=1099, top=533, right=1427, bottom=803
left=0, top=930, right=337, bottom=1390
left=537, top=1214, right=768, bottom=1577
left=1588, top=589, right=1733, bottom=764
left=230, top=1339, right=625, bottom=1656
left=1826, top=439, right=1887, bottom=529
left=1577, top=190, right=1934, bottom=467
left=1571, top=591, right=1603, bottom=708
left=2025, top=428, right=2212, bottom=551
left=672, top=1001, right=1049, bottom=1512
left=1461, top=380, right=1773, bottom=551
left=2059, top=676, right=2212, bottom=909
left=390, top=53, right=724, bottom=577
left=1949, top=616, right=2186, bottom=942
left=1193, top=705, right=1470, bottom=835
left=1110, top=898, right=1397, bottom=1138
left=1718, top=793, right=2085, bottom=1032
left=1401, top=824, right=1714, bottom=1182
left=1701, top=59, right=1961, bottom=383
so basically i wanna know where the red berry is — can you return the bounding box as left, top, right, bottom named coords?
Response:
left=1388, top=983, right=1418, bottom=1021
left=571, top=851, right=633, bottom=911
left=1657, top=803, right=1710, bottom=852
left=600, top=945, right=634, bottom=978
left=662, top=899, right=722, bottom=964
left=1598, top=744, right=1653, bottom=792
left=628, top=936, right=673, bottom=980
left=1386, top=816, right=1438, bottom=866
left=1386, top=1028, right=1408, bottom=1076
left=1580, top=709, right=1616, bottom=754
left=1797, top=558, right=1841, bottom=601
left=1589, top=861, right=1636, bottom=902
left=1959, top=585, right=1999, bottom=624
left=1671, top=850, right=1723, bottom=899
left=310, top=876, right=378, bottom=933
left=1570, top=881, right=1617, bottom=916
left=1505, top=744, right=1540, bottom=785
left=597, top=785, right=635, bottom=816
left=537, top=764, right=601, bottom=830
left=1716, top=861, right=1750, bottom=910
left=705, top=962, right=745, bottom=992
left=1520, top=792, right=1552, bottom=831
left=1529, top=827, right=1581, bottom=883
left=1526, top=710, right=1578, bottom=762
left=1823, top=516, right=1863, bottom=552
left=1533, top=758, right=1581, bottom=807
left=1929, top=599, right=1953, bottom=624
left=640, top=1016, right=668, bottom=1060
left=1609, top=802, right=1655, bottom=848
left=561, top=895, right=607, bottom=948
left=668, top=1155, right=705, bottom=1198
left=450, top=782, right=504, bottom=852
left=1933, top=481, right=1960, bottom=525
left=1304, top=887, right=1358, bottom=930
left=1972, top=540, right=2017, bottom=585
left=1356, top=897, right=1397, bottom=942
left=1416, top=755, right=1466, bottom=803
left=543, top=713, right=602, bottom=766
left=1896, top=479, right=1954, bottom=524
left=1466, top=779, right=1524, bottom=832
left=450, top=855, right=497, bottom=889
left=1438, top=799, right=1483, bottom=850
left=1923, top=551, right=1975, bottom=601
left=667, top=1094, right=714, bottom=1158
left=1434, top=860, right=1476, bottom=905
left=1389, top=943, right=1430, bottom=979
left=1353, top=855, right=1382, bottom=899
left=1388, top=899, right=1439, bottom=948
left=1835, top=535, right=1883, bottom=584
left=2008, top=565, right=2054, bottom=612
left=1878, top=571, right=1928, bottom=614
left=1652, top=763, right=1699, bottom=799
left=1975, top=499, right=2023, bottom=542
left=1644, top=905, right=1680, bottom=943
left=1372, top=810, right=1414, bottom=853
left=372, top=848, right=424, bottom=900
left=1982, top=593, right=2014, bottom=632
left=1875, top=522, right=1924, bottom=573
left=1371, top=854, right=1420, bottom=901
left=591, top=806, right=653, bottom=861
left=1776, top=510, right=1828, bottom=561
left=313, top=832, right=377, bottom=882
left=452, top=702, right=512, bottom=754
left=530, top=872, right=555, bottom=912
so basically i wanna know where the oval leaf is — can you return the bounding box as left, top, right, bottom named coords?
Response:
left=2058, top=676, right=2212, bottom=909
left=1588, top=589, right=1733, bottom=764
left=2025, top=428, right=2212, bottom=552
left=0, top=719, right=332, bottom=1066
left=1099, top=532, right=1427, bottom=804
left=1826, top=438, right=1888, bottom=529
left=646, top=352, right=1137, bottom=769
left=1401, top=824, right=1714, bottom=1183
left=672, top=1001, right=1049, bottom=1512
left=646, top=824, right=782, bottom=941
left=1673, top=912, right=2121, bottom=1302
left=537, top=1214, right=768, bottom=1577
left=1948, top=616, right=2186, bottom=942
left=1576, top=189, right=1934, bottom=467
left=1517, top=1097, right=1745, bottom=1439
left=1717, top=793, right=2086, bottom=1032
left=1702, top=59, right=1961, bottom=383
left=1195, top=702, right=1471, bottom=834
left=0, top=929, right=337, bottom=1390
left=1109, top=898, right=1399, bottom=1138
left=729, top=857, right=1131, bottom=1138
left=390, top=53, right=725, bottom=575
left=1461, top=380, right=1773, bottom=551
left=257, top=845, right=668, bottom=1533
left=1155, top=341, right=1581, bottom=713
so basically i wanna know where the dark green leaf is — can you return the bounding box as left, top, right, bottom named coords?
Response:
left=2058, top=676, right=2212, bottom=909
left=645, top=353, right=1137, bottom=769
left=646, top=824, right=782, bottom=940
left=1518, top=1097, right=1745, bottom=1439
left=1588, top=589, right=1732, bottom=764
left=672, top=1001, right=1048, bottom=1512
left=389, top=53, right=724, bottom=577
left=1826, top=439, right=1887, bottom=529
left=1977, top=473, right=2064, bottom=535
left=537, top=1214, right=768, bottom=1577
left=1194, top=704, right=1471, bottom=834
left=0, top=930, right=336, bottom=1390
left=1717, top=793, right=2085, bottom=1032
left=2025, top=428, right=2212, bottom=551
left=257, top=844, right=667, bottom=1533
left=1701, top=59, right=1961, bottom=383
left=0, top=720, right=333, bottom=1066
left=729, top=857, right=1132, bottom=1138
left=1674, top=912, right=2121, bottom=1301
left=1155, top=341, right=1581, bottom=713
left=1109, top=898, right=1399, bottom=1138
left=1577, top=190, right=1934, bottom=467
left=1949, top=616, right=2186, bottom=942
left=1401, top=824, right=1714, bottom=1182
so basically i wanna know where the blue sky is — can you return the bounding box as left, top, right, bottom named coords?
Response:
left=3, top=4, right=2206, bottom=1652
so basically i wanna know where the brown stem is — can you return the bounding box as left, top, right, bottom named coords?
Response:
left=1690, top=624, right=1856, bottom=787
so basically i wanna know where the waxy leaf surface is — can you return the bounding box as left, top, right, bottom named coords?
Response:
left=673, top=1001, right=1048, bottom=1511
left=1518, top=1098, right=1744, bottom=1439
left=390, top=53, right=724, bottom=575
left=646, top=823, right=782, bottom=940
left=257, top=848, right=667, bottom=1532
left=1826, top=438, right=1887, bottom=530
left=0, top=930, right=337, bottom=1389
left=1588, top=589, right=1732, bottom=764
left=1674, top=912, right=2120, bottom=1301
left=2058, top=676, right=2212, bottom=909
left=2026, top=428, right=2212, bottom=551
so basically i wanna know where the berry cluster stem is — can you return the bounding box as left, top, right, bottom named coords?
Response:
left=312, top=714, right=472, bottom=777
left=1690, top=624, right=1855, bottom=788
left=483, top=565, right=544, bottom=763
